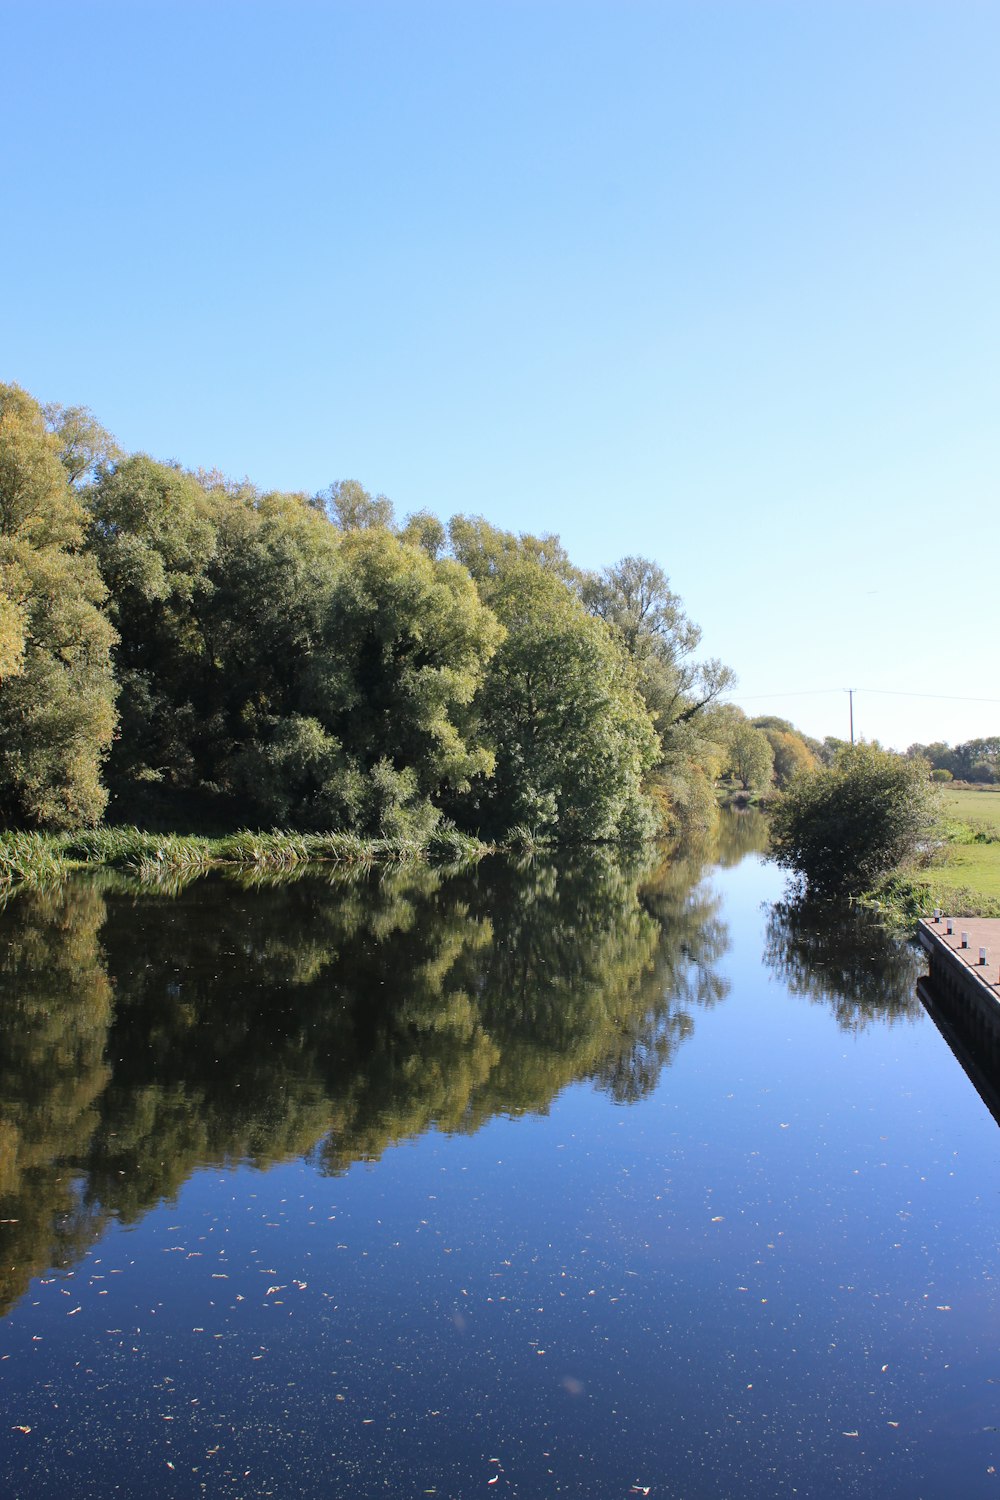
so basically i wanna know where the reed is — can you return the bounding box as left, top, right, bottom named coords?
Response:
left=0, top=824, right=494, bottom=889
left=0, top=831, right=64, bottom=886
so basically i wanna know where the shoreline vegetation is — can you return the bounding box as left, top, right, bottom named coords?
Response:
left=873, top=783, right=1000, bottom=922
left=764, top=748, right=1000, bottom=926
left=0, top=824, right=498, bottom=890
left=5, top=786, right=997, bottom=920
left=1, top=382, right=754, bottom=850
left=0, top=807, right=772, bottom=894
left=2, top=382, right=998, bottom=919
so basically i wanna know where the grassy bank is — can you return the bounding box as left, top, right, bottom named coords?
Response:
left=866, top=785, right=1000, bottom=921
left=922, top=784, right=1000, bottom=909
left=0, top=825, right=493, bottom=890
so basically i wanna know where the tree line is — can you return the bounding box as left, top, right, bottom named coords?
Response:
left=0, top=382, right=760, bottom=841
left=906, top=737, right=1000, bottom=784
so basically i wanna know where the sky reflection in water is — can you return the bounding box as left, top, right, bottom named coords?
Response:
left=1, top=818, right=997, bottom=1498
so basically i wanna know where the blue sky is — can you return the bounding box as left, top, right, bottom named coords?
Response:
left=5, top=0, right=998, bottom=749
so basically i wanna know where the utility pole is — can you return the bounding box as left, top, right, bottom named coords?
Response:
left=848, top=688, right=855, bottom=745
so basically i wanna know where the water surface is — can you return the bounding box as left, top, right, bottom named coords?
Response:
left=1, top=824, right=997, bottom=1497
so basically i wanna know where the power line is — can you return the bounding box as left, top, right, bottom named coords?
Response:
left=720, top=689, right=844, bottom=700
left=858, top=688, right=1000, bottom=704
left=722, top=687, right=1000, bottom=705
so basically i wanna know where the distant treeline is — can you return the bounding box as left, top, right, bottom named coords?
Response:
left=906, top=738, right=1000, bottom=784
left=0, top=382, right=770, bottom=842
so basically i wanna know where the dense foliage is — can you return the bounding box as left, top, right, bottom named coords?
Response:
left=0, top=383, right=735, bottom=840
left=0, top=387, right=117, bottom=826
left=907, top=737, right=1000, bottom=784
left=769, top=743, right=935, bottom=896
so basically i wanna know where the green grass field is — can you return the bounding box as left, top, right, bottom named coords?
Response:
left=913, top=783, right=1000, bottom=911
left=934, top=783, right=1000, bottom=832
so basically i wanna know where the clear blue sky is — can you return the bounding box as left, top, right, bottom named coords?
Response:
left=5, top=0, right=998, bottom=749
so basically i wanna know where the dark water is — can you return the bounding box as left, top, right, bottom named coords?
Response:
left=1, top=817, right=998, bottom=1498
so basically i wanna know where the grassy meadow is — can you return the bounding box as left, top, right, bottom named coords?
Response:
left=908, top=784, right=1000, bottom=914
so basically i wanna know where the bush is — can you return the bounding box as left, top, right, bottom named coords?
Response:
left=930, top=767, right=953, bottom=782
left=769, top=744, right=935, bottom=897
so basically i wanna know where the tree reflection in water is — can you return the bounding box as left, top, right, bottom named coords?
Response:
left=764, top=896, right=925, bottom=1032
left=0, top=835, right=735, bottom=1313
left=0, top=885, right=115, bottom=1314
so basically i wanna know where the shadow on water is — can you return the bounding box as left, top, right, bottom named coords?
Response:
left=916, top=975, right=1000, bottom=1129
left=0, top=836, right=734, bottom=1315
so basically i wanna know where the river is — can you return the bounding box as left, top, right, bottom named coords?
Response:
left=1, top=815, right=997, bottom=1497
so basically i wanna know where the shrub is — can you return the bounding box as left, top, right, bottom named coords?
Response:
left=769, top=744, right=935, bottom=897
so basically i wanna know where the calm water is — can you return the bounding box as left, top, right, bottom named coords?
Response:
left=1, top=819, right=998, bottom=1498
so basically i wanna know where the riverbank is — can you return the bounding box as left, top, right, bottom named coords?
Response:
left=867, top=786, right=1000, bottom=921
left=0, top=824, right=494, bottom=889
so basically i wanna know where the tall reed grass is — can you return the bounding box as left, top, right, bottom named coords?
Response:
left=0, top=824, right=493, bottom=890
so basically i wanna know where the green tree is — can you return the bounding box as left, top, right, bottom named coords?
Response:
left=0, top=577, right=26, bottom=680
left=0, top=385, right=117, bottom=827
left=726, top=719, right=775, bottom=794
left=43, top=402, right=121, bottom=488
left=214, top=508, right=503, bottom=832
left=200, top=486, right=345, bottom=806
left=581, top=555, right=735, bottom=735
left=323, top=478, right=395, bottom=531
left=449, top=517, right=658, bottom=841
left=400, top=508, right=447, bottom=559
left=579, top=555, right=735, bottom=831
left=84, top=455, right=219, bottom=794
left=318, top=527, right=502, bottom=821
left=769, top=743, right=935, bottom=896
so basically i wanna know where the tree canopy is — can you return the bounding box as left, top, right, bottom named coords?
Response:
left=0, top=383, right=741, bottom=841
left=448, top=517, right=659, bottom=840
left=769, top=743, right=935, bottom=897
left=0, top=386, right=117, bottom=827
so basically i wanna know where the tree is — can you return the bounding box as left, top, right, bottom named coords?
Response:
left=84, top=455, right=219, bottom=792
left=579, top=555, right=736, bottom=831
left=581, top=555, right=735, bottom=734
left=323, top=479, right=395, bottom=532
left=448, top=517, right=658, bottom=841
left=727, top=720, right=775, bottom=794
left=0, top=385, right=117, bottom=827
left=302, top=526, right=503, bottom=832
left=43, top=403, right=121, bottom=488
left=752, top=723, right=817, bottom=788
left=769, top=743, right=935, bottom=897
left=0, top=578, right=26, bottom=680
left=400, top=509, right=446, bottom=559
left=214, top=510, right=503, bottom=832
